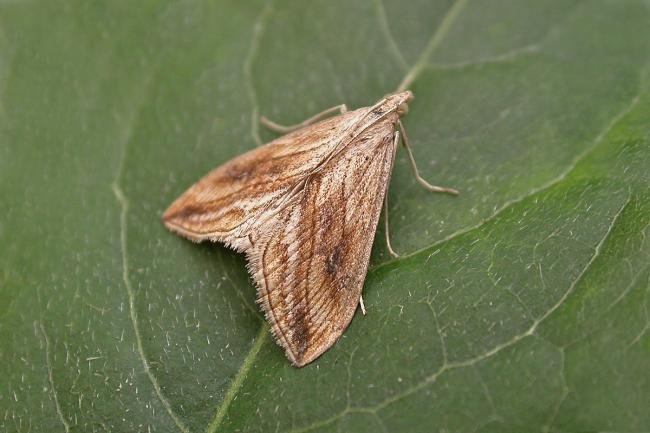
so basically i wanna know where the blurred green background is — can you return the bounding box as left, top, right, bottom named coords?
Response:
left=1, top=0, right=649, bottom=432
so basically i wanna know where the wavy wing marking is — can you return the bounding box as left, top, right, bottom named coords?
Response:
left=162, top=109, right=366, bottom=251
left=247, top=116, right=398, bottom=366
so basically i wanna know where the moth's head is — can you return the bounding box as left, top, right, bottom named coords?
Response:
left=383, top=90, right=414, bottom=118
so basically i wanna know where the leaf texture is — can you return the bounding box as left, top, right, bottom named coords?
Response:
left=1, top=1, right=649, bottom=433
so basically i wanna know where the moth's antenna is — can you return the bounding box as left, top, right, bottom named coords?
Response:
left=260, top=104, right=348, bottom=135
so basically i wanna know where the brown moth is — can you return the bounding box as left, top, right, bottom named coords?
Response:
left=162, top=91, right=457, bottom=367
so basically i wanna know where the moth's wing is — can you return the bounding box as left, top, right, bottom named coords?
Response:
left=247, top=115, right=398, bottom=366
left=162, top=110, right=366, bottom=251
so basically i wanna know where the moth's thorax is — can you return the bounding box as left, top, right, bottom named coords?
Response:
left=362, top=90, right=413, bottom=126
left=381, top=90, right=413, bottom=118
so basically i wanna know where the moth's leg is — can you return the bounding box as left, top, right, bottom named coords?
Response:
left=398, top=120, right=459, bottom=195
left=359, top=294, right=367, bottom=315
left=384, top=177, right=400, bottom=258
left=260, top=104, right=348, bottom=134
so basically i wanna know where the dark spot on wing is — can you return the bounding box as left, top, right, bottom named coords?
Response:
left=291, top=302, right=309, bottom=357
left=326, top=245, right=343, bottom=276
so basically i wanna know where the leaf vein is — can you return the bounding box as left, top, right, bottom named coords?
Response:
left=38, top=322, right=71, bottom=433
left=373, top=0, right=408, bottom=70
left=112, top=183, right=191, bottom=433
left=423, top=0, right=585, bottom=73
left=205, top=324, right=269, bottom=433
left=111, top=72, right=189, bottom=433
left=244, top=0, right=274, bottom=147
left=428, top=43, right=541, bottom=71
left=370, top=191, right=631, bottom=412
left=396, top=0, right=469, bottom=92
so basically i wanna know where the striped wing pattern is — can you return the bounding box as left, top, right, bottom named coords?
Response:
left=247, top=116, right=397, bottom=366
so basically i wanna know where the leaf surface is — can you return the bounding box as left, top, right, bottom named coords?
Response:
left=1, top=1, right=649, bottom=432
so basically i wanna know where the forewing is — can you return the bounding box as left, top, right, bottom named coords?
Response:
left=162, top=109, right=365, bottom=251
left=247, top=116, right=398, bottom=366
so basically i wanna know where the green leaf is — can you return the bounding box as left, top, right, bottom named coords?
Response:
left=1, top=1, right=649, bottom=432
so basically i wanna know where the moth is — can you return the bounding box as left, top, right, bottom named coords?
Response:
left=163, top=91, right=457, bottom=367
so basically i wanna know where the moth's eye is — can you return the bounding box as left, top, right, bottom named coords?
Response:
left=397, top=102, right=409, bottom=117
